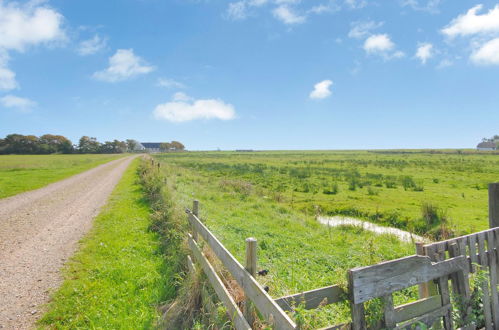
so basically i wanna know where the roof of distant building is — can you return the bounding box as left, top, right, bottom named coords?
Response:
left=141, top=142, right=161, bottom=149
left=477, top=141, right=496, bottom=149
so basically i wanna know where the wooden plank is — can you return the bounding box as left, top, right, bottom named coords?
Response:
left=348, top=269, right=366, bottom=330
left=490, top=183, right=499, bottom=229
left=318, top=323, right=351, bottom=330
left=382, top=294, right=396, bottom=328
left=274, top=285, right=346, bottom=312
left=350, top=255, right=467, bottom=304
left=486, top=230, right=499, bottom=328
left=433, top=251, right=453, bottom=330
left=244, top=238, right=257, bottom=326
left=187, top=255, right=196, bottom=273
left=187, top=213, right=296, bottom=329
left=468, top=235, right=478, bottom=273
left=394, top=305, right=450, bottom=330
left=188, top=235, right=251, bottom=330
left=192, top=200, right=199, bottom=241
left=477, top=233, right=493, bottom=330
left=416, top=242, right=438, bottom=298
left=394, top=295, right=442, bottom=323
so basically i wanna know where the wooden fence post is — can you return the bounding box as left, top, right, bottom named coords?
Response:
left=244, top=238, right=257, bottom=327
left=416, top=242, right=439, bottom=299
left=489, top=183, right=499, bottom=228
left=192, top=200, right=199, bottom=241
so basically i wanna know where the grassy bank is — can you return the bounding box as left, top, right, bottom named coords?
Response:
left=0, top=154, right=124, bottom=199
left=154, top=155, right=415, bottom=327
left=39, top=158, right=175, bottom=329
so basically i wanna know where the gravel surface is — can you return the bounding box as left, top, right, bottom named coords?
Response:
left=0, top=156, right=136, bottom=329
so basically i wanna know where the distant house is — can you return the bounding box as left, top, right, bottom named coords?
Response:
left=140, top=142, right=161, bottom=153
left=477, top=141, right=496, bottom=151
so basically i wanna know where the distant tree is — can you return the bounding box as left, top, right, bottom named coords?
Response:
left=170, top=141, right=185, bottom=151
left=39, top=134, right=73, bottom=154
left=3, top=134, right=39, bottom=154
left=100, top=140, right=127, bottom=154
left=160, top=142, right=172, bottom=152
left=78, top=136, right=101, bottom=154
left=126, top=139, right=140, bottom=152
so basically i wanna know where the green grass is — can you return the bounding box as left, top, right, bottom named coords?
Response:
left=155, top=150, right=499, bottom=235
left=38, top=158, right=175, bottom=329
left=154, top=155, right=416, bottom=327
left=0, top=154, right=125, bottom=199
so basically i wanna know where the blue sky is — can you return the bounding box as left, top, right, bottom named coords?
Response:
left=0, top=0, right=498, bottom=150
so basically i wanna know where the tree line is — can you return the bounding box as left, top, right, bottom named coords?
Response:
left=0, top=134, right=142, bottom=155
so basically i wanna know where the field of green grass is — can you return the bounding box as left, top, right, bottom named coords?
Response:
left=0, top=154, right=124, bottom=199
left=153, top=153, right=420, bottom=327
left=39, top=158, right=175, bottom=329
left=156, top=150, right=499, bottom=236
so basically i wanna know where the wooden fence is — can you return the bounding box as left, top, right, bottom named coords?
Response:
left=185, top=183, right=499, bottom=329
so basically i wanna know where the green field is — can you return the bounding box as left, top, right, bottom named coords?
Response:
left=156, top=150, right=499, bottom=236
left=153, top=153, right=423, bottom=327
left=0, top=154, right=124, bottom=199
left=39, top=158, right=175, bottom=329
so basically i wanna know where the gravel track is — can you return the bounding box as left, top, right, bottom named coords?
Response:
left=0, top=156, right=136, bottom=329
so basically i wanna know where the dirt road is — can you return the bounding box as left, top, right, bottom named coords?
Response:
left=0, top=156, right=136, bottom=329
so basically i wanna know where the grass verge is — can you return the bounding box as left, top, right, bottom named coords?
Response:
left=38, top=158, right=175, bottom=329
left=0, top=154, right=124, bottom=199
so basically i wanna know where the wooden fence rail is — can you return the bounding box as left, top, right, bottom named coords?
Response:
left=185, top=199, right=496, bottom=329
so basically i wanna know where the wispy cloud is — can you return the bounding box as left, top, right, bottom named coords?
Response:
left=77, top=35, right=107, bottom=56
left=157, top=77, right=185, bottom=89
left=401, top=0, right=442, bottom=14
left=348, top=20, right=383, bottom=39
left=93, top=49, right=155, bottom=82
left=153, top=93, right=236, bottom=122
left=0, top=51, right=17, bottom=91
left=273, top=5, right=305, bottom=24
left=0, top=95, right=36, bottom=112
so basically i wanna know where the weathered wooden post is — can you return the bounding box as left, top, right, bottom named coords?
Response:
left=192, top=200, right=199, bottom=241
left=244, top=237, right=257, bottom=326
left=489, top=183, right=499, bottom=228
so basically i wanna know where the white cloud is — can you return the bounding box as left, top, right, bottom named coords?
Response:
left=0, top=1, right=65, bottom=52
left=77, top=35, right=107, bottom=56
left=157, top=77, right=185, bottom=89
left=415, top=43, right=433, bottom=64
left=0, top=51, right=17, bottom=91
left=442, top=5, right=499, bottom=38
left=273, top=5, right=305, bottom=24
left=348, top=20, right=383, bottom=39
left=363, top=34, right=404, bottom=59
left=471, top=37, right=499, bottom=65
left=309, top=79, right=333, bottom=99
left=364, top=34, right=394, bottom=53
left=0, top=95, right=36, bottom=111
left=93, top=49, right=155, bottom=82
left=153, top=94, right=236, bottom=122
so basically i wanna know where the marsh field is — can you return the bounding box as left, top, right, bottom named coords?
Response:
left=154, top=149, right=498, bottom=326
